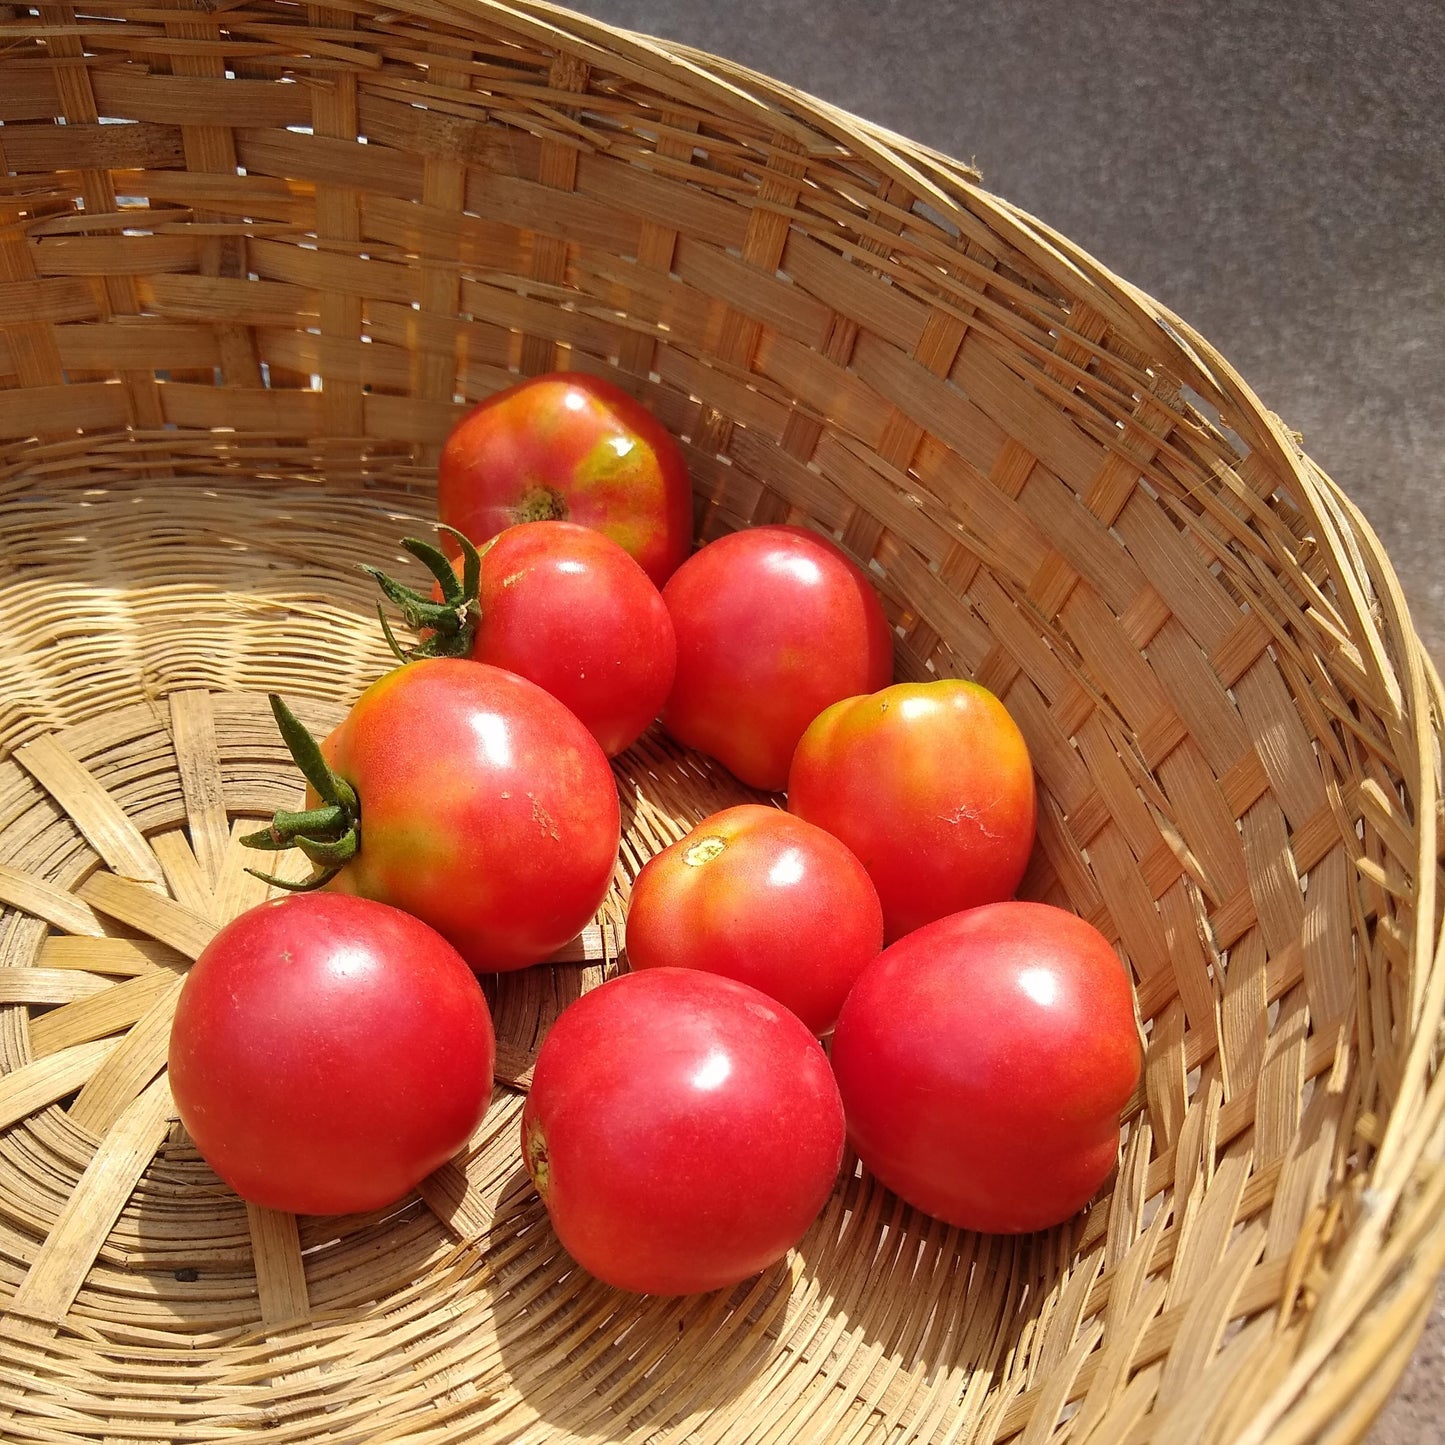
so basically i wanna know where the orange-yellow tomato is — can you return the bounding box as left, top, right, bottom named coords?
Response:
left=787, top=679, right=1036, bottom=941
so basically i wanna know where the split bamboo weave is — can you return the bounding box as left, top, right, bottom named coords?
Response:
left=0, top=2, right=1442, bottom=1442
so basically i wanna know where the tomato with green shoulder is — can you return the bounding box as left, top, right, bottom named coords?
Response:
left=244, top=658, right=621, bottom=973
left=438, top=372, right=693, bottom=589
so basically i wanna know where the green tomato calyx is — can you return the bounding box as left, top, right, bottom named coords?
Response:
left=240, top=694, right=360, bottom=892
left=363, top=524, right=493, bottom=664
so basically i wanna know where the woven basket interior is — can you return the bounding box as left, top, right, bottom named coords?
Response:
left=0, top=3, right=1442, bottom=1443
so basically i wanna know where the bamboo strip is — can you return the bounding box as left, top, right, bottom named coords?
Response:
left=167, top=691, right=230, bottom=888
left=3, top=1074, right=174, bottom=1332
left=26, top=967, right=181, bottom=1058
left=149, top=828, right=215, bottom=918
left=212, top=816, right=301, bottom=926
left=12, top=735, right=165, bottom=887
left=76, top=873, right=218, bottom=961
left=0, top=864, right=107, bottom=938
left=244, top=1204, right=311, bottom=1328
left=548, top=920, right=620, bottom=964
left=37, top=936, right=187, bottom=976
left=0, top=1038, right=119, bottom=1131
left=0, top=968, right=110, bottom=1006
left=67, top=974, right=184, bottom=1136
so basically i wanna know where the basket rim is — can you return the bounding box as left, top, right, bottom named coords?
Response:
left=1, top=3, right=1442, bottom=1440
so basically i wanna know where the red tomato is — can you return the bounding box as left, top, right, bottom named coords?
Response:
left=373, top=521, right=675, bottom=758
left=247, top=659, right=620, bottom=973
left=460, top=522, right=675, bottom=756
left=660, top=526, right=893, bottom=791
left=438, top=372, right=693, bottom=588
left=168, top=893, right=495, bottom=1216
left=522, top=968, right=845, bottom=1295
left=830, top=902, right=1142, bottom=1234
left=625, top=805, right=882, bottom=1034
left=788, top=679, right=1036, bottom=941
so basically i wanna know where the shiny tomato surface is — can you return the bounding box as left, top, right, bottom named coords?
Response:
left=438, top=372, right=693, bottom=588
left=830, top=902, right=1142, bottom=1234
left=660, top=525, right=893, bottom=791
left=788, top=679, right=1036, bottom=940
left=318, top=659, right=620, bottom=972
left=168, top=893, right=495, bottom=1216
left=625, top=805, right=882, bottom=1034
left=522, top=968, right=845, bottom=1294
left=455, top=521, right=675, bottom=757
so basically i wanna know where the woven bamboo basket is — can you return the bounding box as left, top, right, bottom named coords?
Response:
left=0, top=2, right=1442, bottom=1442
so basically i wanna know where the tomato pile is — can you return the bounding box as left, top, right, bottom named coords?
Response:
left=168, top=371, right=1143, bottom=1289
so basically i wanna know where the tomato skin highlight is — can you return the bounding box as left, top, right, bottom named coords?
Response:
left=829, top=902, right=1142, bottom=1235
left=521, top=968, right=845, bottom=1295
left=453, top=520, right=676, bottom=758
left=660, top=525, right=894, bottom=792
left=625, top=805, right=883, bottom=1034
left=315, top=658, right=621, bottom=973
left=168, top=893, right=495, bottom=1217
left=438, top=372, right=694, bottom=589
left=788, top=679, right=1036, bottom=941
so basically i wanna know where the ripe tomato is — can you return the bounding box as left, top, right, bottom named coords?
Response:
left=625, top=805, right=882, bottom=1034
left=245, top=659, right=621, bottom=973
left=368, top=521, right=676, bottom=758
left=660, top=525, right=893, bottom=791
left=788, top=679, right=1036, bottom=941
left=168, top=893, right=495, bottom=1216
left=830, top=902, right=1142, bottom=1234
left=522, top=968, right=845, bottom=1295
left=438, top=372, right=693, bottom=588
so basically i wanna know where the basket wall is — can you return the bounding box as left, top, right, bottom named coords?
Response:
left=0, top=2, right=1442, bottom=1443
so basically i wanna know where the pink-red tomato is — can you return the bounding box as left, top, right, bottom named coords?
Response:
left=260, top=659, right=620, bottom=973
left=522, top=968, right=845, bottom=1294
left=625, top=805, right=883, bottom=1034
left=660, top=525, right=893, bottom=791
left=788, top=679, right=1036, bottom=941
left=438, top=372, right=694, bottom=588
left=168, top=893, right=495, bottom=1216
left=830, top=902, right=1142, bottom=1234
left=443, top=521, right=675, bottom=757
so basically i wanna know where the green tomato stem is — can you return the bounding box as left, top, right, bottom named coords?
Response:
left=240, top=694, right=361, bottom=889
left=363, top=524, right=489, bottom=663
left=243, top=864, right=343, bottom=893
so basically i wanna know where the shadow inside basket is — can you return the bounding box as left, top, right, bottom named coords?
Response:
left=477, top=1150, right=1088, bottom=1442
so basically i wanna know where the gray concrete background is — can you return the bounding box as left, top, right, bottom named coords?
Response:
left=570, top=0, right=1444, bottom=660
left=565, top=2, right=1443, bottom=1438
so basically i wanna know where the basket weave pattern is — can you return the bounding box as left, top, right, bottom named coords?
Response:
left=0, top=2, right=1442, bottom=1442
